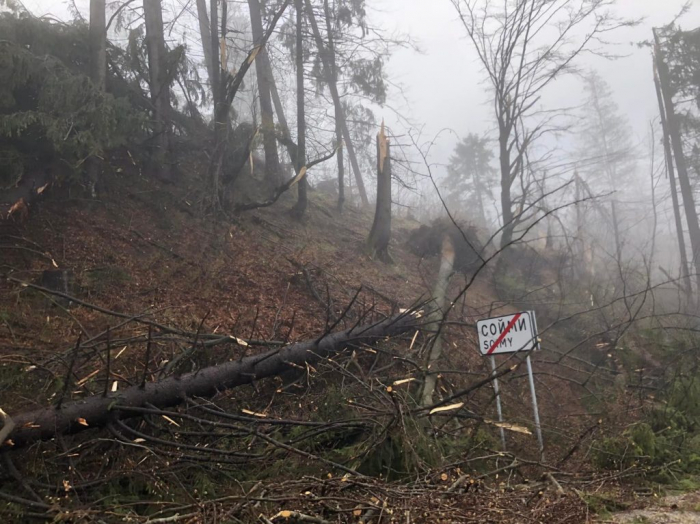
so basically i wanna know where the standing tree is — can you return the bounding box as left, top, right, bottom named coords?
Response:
left=577, top=71, right=637, bottom=261
left=143, top=0, right=172, bottom=180
left=248, top=0, right=283, bottom=187
left=87, top=0, right=106, bottom=196
left=367, top=121, right=392, bottom=262
left=196, top=0, right=214, bottom=84
left=89, top=0, right=106, bottom=91
left=304, top=0, right=379, bottom=208
left=445, top=133, right=495, bottom=227
left=292, top=0, right=308, bottom=218
left=654, top=27, right=700, bottom=295
left=450, top=0, right=632, bottom=249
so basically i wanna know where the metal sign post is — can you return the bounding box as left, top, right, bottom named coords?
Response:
left=490, top=355, right=507, bottom=450
left=477, top=311, right=544, bottom=460
left=525, top=354, right=544, bottom=462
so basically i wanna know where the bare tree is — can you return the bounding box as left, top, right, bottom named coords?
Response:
left=292, top=0, right=308, bottom=218
left=248, top=0, right=283, bottom=187
left=450, top=0, right=632, bottom=249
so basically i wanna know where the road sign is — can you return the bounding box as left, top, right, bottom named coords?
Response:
left=476, top=311, right=544, bottom=461
left=476, top=311, right=539, bottom=356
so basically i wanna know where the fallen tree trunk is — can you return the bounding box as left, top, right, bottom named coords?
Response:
left=4, top=309, right=422, bottom=448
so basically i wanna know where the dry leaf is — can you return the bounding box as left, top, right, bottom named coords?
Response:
left=429, top=403, right=464, bottom=415
left=233, top=336, right=249, bottom=347
left=77, top=418, right=88, bottom=427
left=36, top=182, right=49, bottom=195
left=353, top=509, right=362, bottom=516
left=133, top=438, right=146, bottom=443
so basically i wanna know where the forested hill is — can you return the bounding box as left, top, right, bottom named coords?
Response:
left=3, top=2, right=700, bottom=523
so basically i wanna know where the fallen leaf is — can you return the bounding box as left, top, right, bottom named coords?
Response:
left=76, top=418, right=88, bottom=427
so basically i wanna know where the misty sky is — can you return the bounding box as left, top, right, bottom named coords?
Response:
left=373, top=0, right=700, bottom=169
left=21, top=0, right=700, bottom=172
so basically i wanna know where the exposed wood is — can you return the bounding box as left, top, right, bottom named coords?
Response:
left=420, top=234, right=455, bottom=407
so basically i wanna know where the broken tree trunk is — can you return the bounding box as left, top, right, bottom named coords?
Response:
left=420, top=234, right=455, bottom=408
left=367, top=122, right=393, bottom=263
left=4, top=309, right=422, bottom=448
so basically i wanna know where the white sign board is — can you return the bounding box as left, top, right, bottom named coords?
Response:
left=477, top=311, right=539, bottom=356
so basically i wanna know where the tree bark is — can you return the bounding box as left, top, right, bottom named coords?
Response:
left=367, top=122, right=392, bottom=263
left=653, top=53, right=692, bottom=301
left=292, top=0, right=308, bottom=218
left=654, top=30, right=700, bottom=296
left=499, top=132, right=514, bottom=249
left=143, top=0, right=172, bottom=180
left=87, top=0, right=106, bottom=196
left=303, top=0, right=369, bottom=207
left=195, top=0, right=214, bottom=85
left=248, top=0, right=283, bottom=187
left=89, top=0, right=106, bottom=91
left=3, top=311, right=421, bottom=448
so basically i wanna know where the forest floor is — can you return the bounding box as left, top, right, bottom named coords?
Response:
left=609, top=491, right=700, bottom=523
left=0, top=164, right=691, bottom=522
